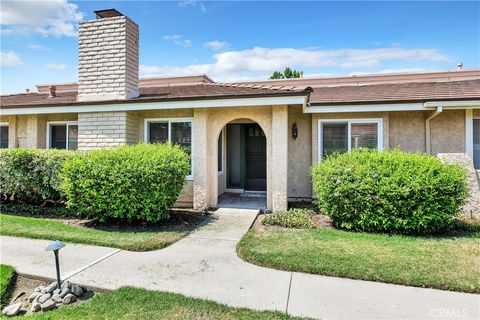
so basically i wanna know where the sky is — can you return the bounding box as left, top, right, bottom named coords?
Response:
left=1, top=0, right=479, bottom=94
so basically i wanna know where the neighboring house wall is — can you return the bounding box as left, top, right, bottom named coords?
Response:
left=430, top=110, right=465, bottom=155
left=288, top=105, right=312, bottom=199
left=389, top=111, right=427, bottom=153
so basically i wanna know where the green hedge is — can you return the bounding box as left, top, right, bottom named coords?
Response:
left=60, top=144, right=190, bottom=223
left=262, top=208, right=315, bottom=229
left=0, top=149, right=74, bottom=204
left=311, top=150, right=468, bottom=235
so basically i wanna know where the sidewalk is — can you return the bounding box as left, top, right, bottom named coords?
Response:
left=1, top=208, right=479, bottom=319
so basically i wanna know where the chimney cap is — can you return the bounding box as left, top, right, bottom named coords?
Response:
left=94, top=9, right=124, bottom=19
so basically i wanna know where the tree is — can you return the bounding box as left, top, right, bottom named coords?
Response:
left=270, top=67, right=302, bottom=79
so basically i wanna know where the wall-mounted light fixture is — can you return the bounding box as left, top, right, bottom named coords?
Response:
left=292, top=123, right=298, bottom=139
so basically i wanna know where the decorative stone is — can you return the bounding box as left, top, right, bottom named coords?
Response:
left=37, top=293, right=51, bottom=304
left=2, top=303, right=22, bottom=316
left=53, top=288, right=61, bottom=295
left=51, top=293, right=63, bottom=303
left=31, top=301, right=41, bottom=313
left=45, top=282, right=58, bottom=293
left=59, top=288, right=70, bottom=298
left=29, top=291, right=41, bottom=302
left=40, top=300, right=56, bottom=311
left=63, top=293, right=76, bottom=304
left=72, top=285, right=84, bottom=297
left=61, top=281, right=71, bottom=290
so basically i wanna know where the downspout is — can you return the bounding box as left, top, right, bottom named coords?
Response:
left=425, top=106, right=442, bottom=155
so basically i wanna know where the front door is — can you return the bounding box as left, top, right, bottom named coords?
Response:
left=244, top=124, right=266, bottom=191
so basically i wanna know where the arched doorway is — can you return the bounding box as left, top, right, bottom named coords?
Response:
left=217, top=119, right=267, bottom=209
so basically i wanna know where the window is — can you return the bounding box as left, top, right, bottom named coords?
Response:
left=474, top=119, right=480, bottom=169
left=218, top=130, right=224, bottom=174
left=319, top=119, right=383, bottom=159
left=145, top=118, right=193, bottom=179
left=0, top=123, right=8, bottom=149
left=47, top=122, right=78, bottom=150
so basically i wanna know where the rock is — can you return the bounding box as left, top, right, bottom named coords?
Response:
left=40, top=300, right=56, bottom=311
left=12, top=291, right=25, bottom=302
left=31, top=301, right=41, bottom=313
left=29, top=291, right=41, bottom=302
left=61, top=281, right=71, bottom=290
left=53, top=288, right=61, bottom=295
left=51, top=293, right=63, bottom=303
left=59, top=288, right=70, bottom=298
left=45, top=282, right=58, bottom=293
left=37, top=293, right=51, bottom=304
left=2, top=303, right=22, bottom=316
left=62, top=293, right=76, bottom=304
left=72, top=285, right=84, bottom=297
left=34, top=285, right=45, bottom=292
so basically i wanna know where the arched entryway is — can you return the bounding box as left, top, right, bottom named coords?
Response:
left=217, top=119, right=267, bottom=209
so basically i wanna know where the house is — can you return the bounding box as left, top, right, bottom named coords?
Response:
left=1, top=9, right=479, bottom=212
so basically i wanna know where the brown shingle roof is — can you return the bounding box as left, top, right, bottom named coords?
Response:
left=0, top=83, right=307, bottom=109
left=309, top=79, right=480, bottom=105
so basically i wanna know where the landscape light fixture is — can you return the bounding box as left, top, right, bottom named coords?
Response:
left=45, top=240, right=66, bottom=290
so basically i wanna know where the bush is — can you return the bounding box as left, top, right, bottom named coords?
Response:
left=60, top=144, right=190, bottom=223
left=311, top=150, right=468, bottom=235
left=262, top=208, right=316, bottom=229
left=0, top=149, right=74, bottom=204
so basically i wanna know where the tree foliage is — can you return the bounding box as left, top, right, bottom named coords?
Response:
left=270, top=67, right=302, bottom=79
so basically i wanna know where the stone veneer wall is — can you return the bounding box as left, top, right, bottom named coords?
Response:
left=77, top=15, right=139, bottom=102
left=78, top=112, right=138, bottom=150
left=437, top=153, right=480, bottom=218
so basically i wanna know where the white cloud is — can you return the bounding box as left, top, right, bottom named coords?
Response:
left=0, top=51, right=22, bottom=67
left=203, top=41, right=228, bottom=51
left=178, top=0, right=206, bottom=13
left=1, top=0, right=83, bottom=37
left=163, top=34, right=192, bottom=47
left=44, top=63, right=67, bottom=70
left=140, top=46, right=448, bottom=82
left=28, top=44, right=46, bottom=50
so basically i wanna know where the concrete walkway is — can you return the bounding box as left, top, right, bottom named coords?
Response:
left=1, top=208, right=479, bottom=319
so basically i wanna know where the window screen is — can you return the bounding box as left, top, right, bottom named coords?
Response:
left=351, top=123, right=378, bottom=150
left=68, top=125, right=78, bottom=150
left=0, top=126, right=8, bottom=149
left=322, top=123, right=348, bottom=157
left=149, top=122, right=169, bottom=143
left=50, top=125, right=67, bottom=149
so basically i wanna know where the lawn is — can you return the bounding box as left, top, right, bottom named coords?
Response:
left=23, top=287, right=303, bottom=320
left=0, top=212, right=207, bottom=251
left=237, top=222, right=480, bottom=293
left=0, top=265, right=15, bottom=309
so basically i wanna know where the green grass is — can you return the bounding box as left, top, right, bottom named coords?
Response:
left=237, top=224, right=480, bottom=293
left=0, top=213, right=202, bottom=251
left=0, top=265, right=15, bottom=309
left=25, top=287, right=303, bottom=319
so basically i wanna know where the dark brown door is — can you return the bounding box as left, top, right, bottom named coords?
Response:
left=244, top=124, right=266, bottom=191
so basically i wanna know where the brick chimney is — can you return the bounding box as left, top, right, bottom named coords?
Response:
left=77, top=9, right=139, bottom=102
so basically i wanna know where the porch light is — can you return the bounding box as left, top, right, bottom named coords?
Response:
left=45, top=240, right=66, bottom=290
left=292, top=123, right=298, bottom=139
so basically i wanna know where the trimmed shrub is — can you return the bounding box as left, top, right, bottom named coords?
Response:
left=262, top=208, right=316, bottom=229
left=60, top=144, right=190, bottom=223
left=311, top=150, right=468, bottom=235
left=0, top=149, right=74, bottom=204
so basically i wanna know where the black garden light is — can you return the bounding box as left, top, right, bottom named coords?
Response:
left=45, top=240, right=66, bottom=290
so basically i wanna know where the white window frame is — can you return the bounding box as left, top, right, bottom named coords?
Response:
left=318, top=118, right=383, bottom=162
left=0, top=122, right=9, bottom=149
left=144, top=118, right=194, bottom=180
left=218, top=128, right=225, bottom=176
left=46, top=121, right=78, bottom=150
